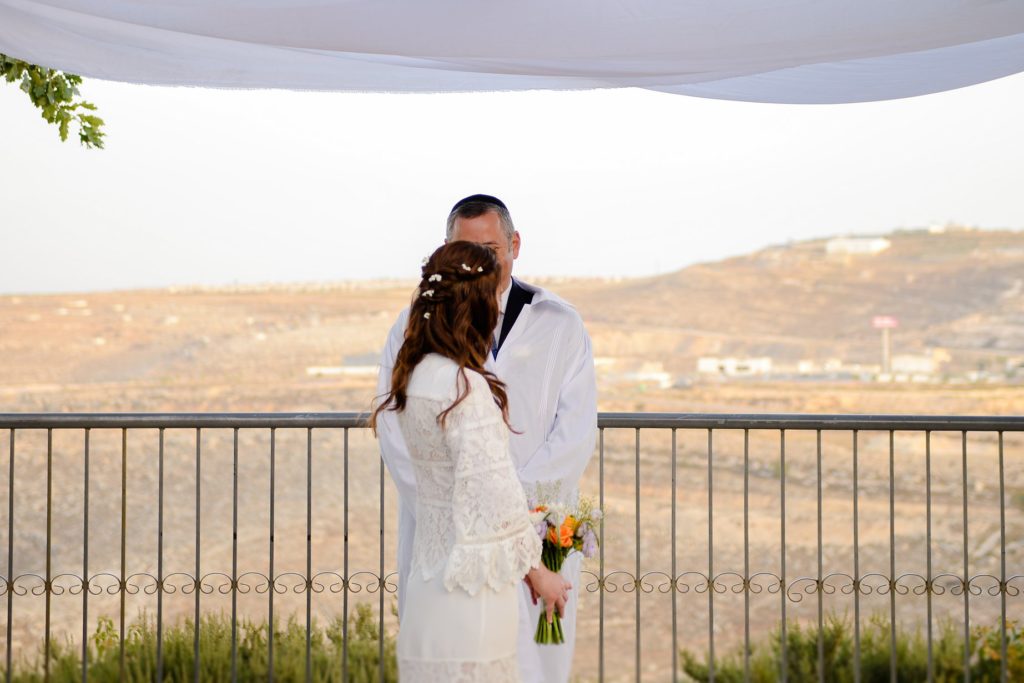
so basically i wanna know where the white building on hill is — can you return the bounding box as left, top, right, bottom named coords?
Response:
left=697, top=357, right=773, bottom=377
left=825, top=237, right=891, bottom=255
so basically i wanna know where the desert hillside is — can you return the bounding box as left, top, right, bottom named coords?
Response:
left=1, top=226, right=1022, bottom=416
left=561, top=227, right=1024, bottom=376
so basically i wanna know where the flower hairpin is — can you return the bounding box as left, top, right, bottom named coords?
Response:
left=421, top=256, right=429, bottom=266
left=461, top=263, right=472, bottom=271
left=421, top=289, right=434, bottom=297
left=423, top=311, right=431, bottom=319
left=477, top=266, right=484, bottom=272
left=428, top=273, right=442, bottom=282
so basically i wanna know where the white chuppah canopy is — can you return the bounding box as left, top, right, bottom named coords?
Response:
left=2, top=0, right=1024, bottom=104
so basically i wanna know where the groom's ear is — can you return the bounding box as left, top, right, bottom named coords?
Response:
left=511, top=231, right=521, bottom=259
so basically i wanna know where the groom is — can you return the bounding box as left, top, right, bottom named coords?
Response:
left=376, top=194, right=598, bottom=682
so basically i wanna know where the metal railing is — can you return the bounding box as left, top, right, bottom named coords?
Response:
left=0, top=412, right=1022, bottom=682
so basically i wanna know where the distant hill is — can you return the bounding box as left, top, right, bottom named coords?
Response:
left=2, top=227, right=1022, bottom=402
left=565, top=227, right=1024, bottom=373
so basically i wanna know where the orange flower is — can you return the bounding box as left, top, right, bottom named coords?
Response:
left=548, top=515, right=576, bottom=548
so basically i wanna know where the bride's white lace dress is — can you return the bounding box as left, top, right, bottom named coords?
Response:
left=396, top=353, right=542, bottom=682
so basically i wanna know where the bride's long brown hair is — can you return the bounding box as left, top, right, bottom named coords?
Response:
left=370, top=240, right=512, bottom=431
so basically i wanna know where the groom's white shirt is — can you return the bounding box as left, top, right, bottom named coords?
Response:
left=376, top=278, right=597, bottom=683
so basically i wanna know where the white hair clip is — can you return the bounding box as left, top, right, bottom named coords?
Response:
left=423, top=311, right=431, bottom=319
left=421, top=289, right=434, bottom=297
left=461, top=263, right=475, bottom=271
left=421, top=256, right=429, bottom=265
left=477, top=266, right=484, bottom=272
left=428, top=274, right=442, bottom=282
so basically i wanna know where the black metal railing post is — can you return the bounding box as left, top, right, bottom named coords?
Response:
left=5, top=429, right=14, bottom=683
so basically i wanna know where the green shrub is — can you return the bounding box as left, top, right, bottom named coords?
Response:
left=681, top=614, right=1023, bottom=682
left=1, top=604, right=396, bottom=682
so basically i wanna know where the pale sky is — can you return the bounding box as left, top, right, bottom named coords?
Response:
left=1, top=73, right=1023, bottom=294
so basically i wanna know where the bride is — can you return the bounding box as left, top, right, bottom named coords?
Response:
left=372, top=240, right=570, bottom=682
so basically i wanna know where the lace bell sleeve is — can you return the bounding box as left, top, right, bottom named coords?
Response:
left=442, top=372, right=542, bottom=595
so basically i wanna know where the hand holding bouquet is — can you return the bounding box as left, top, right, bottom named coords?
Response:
left=528, top=495, right=602, bottom=644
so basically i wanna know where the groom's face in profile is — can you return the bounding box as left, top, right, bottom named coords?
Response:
left=450, top=211, right=520, bottom=293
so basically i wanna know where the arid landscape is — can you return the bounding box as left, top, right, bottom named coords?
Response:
left=2, top=227, right=1023, bottom=680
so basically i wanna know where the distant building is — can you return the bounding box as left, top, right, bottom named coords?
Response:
left=306, top=365, right=378, bottom=378
left=892, top=354, right=935, bottom=375
left=597, top=358, right=674, bottom=389
left=697, top=356, right=772, bottom=377
left=307, top=352, right=380, bottom=378
left=620, top=369, right=673, bottom=389
left=825, top=237, right=891, bottom=255
left=798, top=358, right=848, bottom=374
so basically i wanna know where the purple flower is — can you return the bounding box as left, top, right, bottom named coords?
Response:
left=581, top=528, right=598, bottom=558
left=529, top=509, right=549, bottom=539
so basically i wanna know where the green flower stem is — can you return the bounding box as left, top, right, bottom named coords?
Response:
left=535, top=541, right=569, bottom=644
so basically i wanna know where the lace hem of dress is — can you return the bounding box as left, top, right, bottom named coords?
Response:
left=399, top=652, right=519, bottom=683
left=442, top=521, right=541, bottom=596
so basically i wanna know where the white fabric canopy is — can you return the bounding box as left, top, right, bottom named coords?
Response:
left=2, top=0, right=1024, bottom=103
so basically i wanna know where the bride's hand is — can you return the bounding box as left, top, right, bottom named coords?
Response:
left=526, top=566, right=572, bottom=623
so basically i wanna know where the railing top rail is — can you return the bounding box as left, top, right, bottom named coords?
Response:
left=598, top=412, right=1024, bottom=431
left=0, top=412, right=1023, bottom=431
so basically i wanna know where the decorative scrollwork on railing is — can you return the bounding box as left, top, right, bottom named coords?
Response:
left=6, top=568, right=1020, bottom=602
left=747, top=571, right=785, bottom=595
left=710, top=571, right=748, bottom=595
left=636, top=571, right=671, bottom=594
left=891, top=572, right=928, bottom=597
left=666, top=570, right=709, bottom=595
left=582, top=569, right=787, bottom=596
left=2, top=573, right=46, bottom=597
left=50, top=573, right=87, bottom=596
left=780, top=572, right=847, bottom=601
left=310, top=571, right=347, bottom=595
left=383, top=571, right=399, bottom=594
left=931, top=572, right=968, bottom=596
left=235, top=571, right=272, bottom=594
left=581, top=573, right=602, bottom=593
left=84, top=571, right=122, bottom=596
left=588, top=569, right=641, bottom=594
left=196, top=572, right=233, bottom=595
left=272, top=571, right=312, bottom=595
left=1, top=569, right=398, bottom=597
left=966, top=573, right=1001, bottom=598
left=578, top=567, right=1024, bottom=604
left=123, top=572, right=160, bottom=595
left=855, top=571, right=893, bottom=596
left=347, top=570, right=399, bottom=595
left=162, top=572, right=200, bottom=595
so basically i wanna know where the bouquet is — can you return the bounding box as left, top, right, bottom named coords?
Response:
left=528, top=494, right=602, bottom=644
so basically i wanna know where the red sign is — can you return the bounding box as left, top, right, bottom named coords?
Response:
left=872, top=316, right=899, bottom=329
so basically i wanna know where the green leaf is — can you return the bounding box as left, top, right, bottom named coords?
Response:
left=1, top=53, right=106, bottom=150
